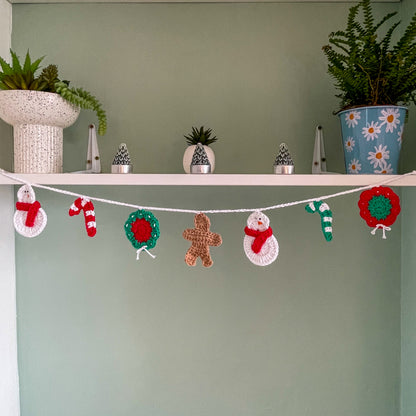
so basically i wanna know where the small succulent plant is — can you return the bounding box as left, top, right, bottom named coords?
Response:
left=184, top=126, right=218, bottom=146
left=0, top=50, right=107, bottom=135
left=38, top=64, right=60, bottom=92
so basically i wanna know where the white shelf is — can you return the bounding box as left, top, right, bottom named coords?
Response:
left=0, top=173, right=415, bottom=187
left=8, top=0, right=400, bottom=4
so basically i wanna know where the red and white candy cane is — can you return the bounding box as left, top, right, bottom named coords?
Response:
left=69, top=197, right=97, bottom=237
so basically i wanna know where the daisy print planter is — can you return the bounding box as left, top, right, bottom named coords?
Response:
left=338, top=106, right=406, bottom=174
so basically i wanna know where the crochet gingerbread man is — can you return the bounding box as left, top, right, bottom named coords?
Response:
left=183, top=213, right=222, bottom=267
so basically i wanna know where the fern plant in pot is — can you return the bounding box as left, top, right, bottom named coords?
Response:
left=322, top=0, right=416, bottom=174
left=0, top=50, right=107, bottom=173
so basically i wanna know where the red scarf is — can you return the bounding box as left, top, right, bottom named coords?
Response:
left=16, top=201, right=41, bottom=227
left=244, top=226, right=273, bottom=253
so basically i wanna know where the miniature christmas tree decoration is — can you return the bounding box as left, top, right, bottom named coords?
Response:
left=190, top=143, right=211, bottom=174
left=111, top=143, right=133, bottom=173
left=273, top=143, right=295, bottom=174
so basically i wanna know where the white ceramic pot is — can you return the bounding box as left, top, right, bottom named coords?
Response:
left=183, top=145, right=215, bottom=174
left=0, top=90, right=80, bottom=173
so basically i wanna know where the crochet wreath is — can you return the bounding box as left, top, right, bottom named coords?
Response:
left=358, top=186, right=401, bottom=228
left=125, top=209, right=160, bottom=250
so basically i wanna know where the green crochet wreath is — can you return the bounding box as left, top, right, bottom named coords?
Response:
left=125, top=209, right=160, bottom=250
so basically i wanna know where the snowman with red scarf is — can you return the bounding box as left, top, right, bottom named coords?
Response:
left=14, top=185, right=47, bottom=238
left=244, top=211, right=279, bottom=266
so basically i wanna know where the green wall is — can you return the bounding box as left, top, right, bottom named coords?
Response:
left=9, top=2, right=409, bottom=416
left=400, top=0, right=416, bottom=414
left=401, top=188, right=416, bottom=416
left=15, top=186, right=402, bottom=416
left=11, top=2, right=399, bottom=175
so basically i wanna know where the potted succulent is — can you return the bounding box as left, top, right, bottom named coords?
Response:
left=0, top=50, right=107, bottom=173
left=183, top=126, right=218, bottom=173
left=322, top=0, right=416, bottom=174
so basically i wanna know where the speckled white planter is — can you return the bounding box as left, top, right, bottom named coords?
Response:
left=0, top=90, right=80, bottom=173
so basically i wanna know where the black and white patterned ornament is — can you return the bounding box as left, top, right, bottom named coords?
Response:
left=190, top=143, right=211, bottom=173
left=111, top=143, right=133, bottom=173
left=273, top=143, right=295, bottom=174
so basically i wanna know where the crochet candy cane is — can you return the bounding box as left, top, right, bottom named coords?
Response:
left=305, top=200, right=333, bottom=241
left=69, top=197, right=97, bottom=237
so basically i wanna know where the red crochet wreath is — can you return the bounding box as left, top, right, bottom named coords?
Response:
left=358, top=186, right=401, bottom=227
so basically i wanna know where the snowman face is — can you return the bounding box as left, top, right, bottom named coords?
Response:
left=17, top=185, right=35, bottom=203
left=247, top=211, right=270, bottom=231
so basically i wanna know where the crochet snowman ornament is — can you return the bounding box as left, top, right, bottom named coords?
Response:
left=244, top=211, right=279, bottom=266
left=14, top=185, right=47, bottom=238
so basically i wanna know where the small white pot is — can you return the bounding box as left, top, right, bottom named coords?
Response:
left=183, top=145, right=215, bottom=174
left=0, top=90, right=80, bottom=173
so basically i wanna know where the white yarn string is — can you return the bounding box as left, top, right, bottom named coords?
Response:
left=1, top=169, right=415, bottom=215
left=136, top=246, right=156, bottom=260
left=371, top=224, right=391, bottom=239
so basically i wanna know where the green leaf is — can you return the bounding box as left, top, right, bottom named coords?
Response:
left=0, top=56, right=13, bottom=75
left=10, top=50, right=22, bottom=74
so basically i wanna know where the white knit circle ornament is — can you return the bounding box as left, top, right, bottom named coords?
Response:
left=14, top=185, right=47, bottom=238
left=243, top=211, right=279, bottom=266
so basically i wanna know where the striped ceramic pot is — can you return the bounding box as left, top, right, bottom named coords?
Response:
left=338, top=105, right=407, bottom=174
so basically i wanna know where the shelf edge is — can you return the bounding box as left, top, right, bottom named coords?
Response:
left=0, top=173, right=415, bottom=187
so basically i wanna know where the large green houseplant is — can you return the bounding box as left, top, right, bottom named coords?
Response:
left=0, top=50, right=107, bottom=173
left=322, top=0, right=416, bottom=174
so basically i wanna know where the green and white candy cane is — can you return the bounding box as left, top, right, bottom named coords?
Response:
left=305, top=200, right=333, bottom=241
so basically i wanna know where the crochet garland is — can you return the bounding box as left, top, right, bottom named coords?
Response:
left=1, top=169, right=412, bottom=265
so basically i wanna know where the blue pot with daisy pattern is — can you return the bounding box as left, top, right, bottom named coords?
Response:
left=338, top=105, right=407, bottom=174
